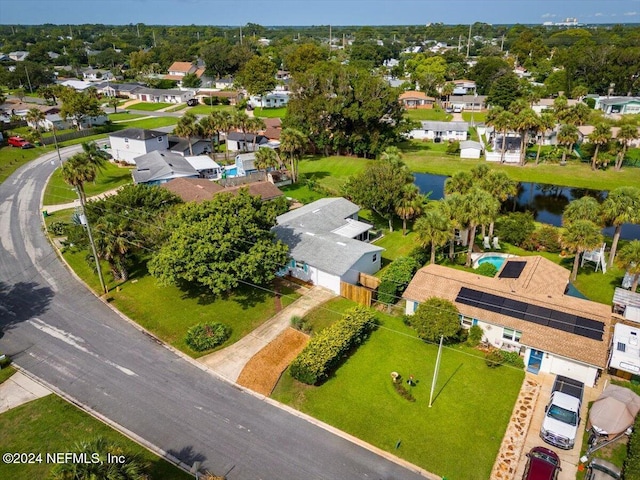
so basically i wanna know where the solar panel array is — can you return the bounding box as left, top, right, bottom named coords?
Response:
left=455, top=287, right=604, bottom=341
left=498, top=261, right=526, bottom=279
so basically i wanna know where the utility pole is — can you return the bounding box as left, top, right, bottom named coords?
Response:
left=75, top=184, right=107, bottom=295
left=501, top=35, right=505, bottom=51
left=152, top=30, right=157, bottom=48
left=429, top=336, right=444, bottom=408
left=466, top=24, right=472, bottom=58
left=240, top=26, right=243, bottom=45
left=24, top=66, right=33, bottom=94
left=328, top=25, right=332, bottom=58
left=136, top=23, right=140, bottom=37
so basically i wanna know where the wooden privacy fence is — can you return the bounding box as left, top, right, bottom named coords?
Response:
left=359, top=272, right=380, bottom=290
left=340, top=282, right=373, bottom=307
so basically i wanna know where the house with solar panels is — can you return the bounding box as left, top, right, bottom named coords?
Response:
left=403, top=256, right=612, bottom=387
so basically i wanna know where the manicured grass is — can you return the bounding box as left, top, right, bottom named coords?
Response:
left=61, top=250, right=299, bottom=358
left=0, top=366, right=16, bottom=384
left=43, top=162, right=133, bottom=205
left=0, top=144, right=50, bottom=184
left=126, top=102, right=173, bottom=111
left=253, top=107, right=287, bottom=118
left=279, top=182, right=325, bottom=204
left=108, top=112, right=146, bottom=121
left=462, top=111, right=487, bottom=123
left=272, top=306, right=524, bottom=480
left=297, top=155, right=373, bottom=195
left=404, top=108, right=451, bottom=122
left=188, top=104, right=234, bottom=115
left=0, top=395, right=191, bottom=480
left=301, top=297, right=356, bottom=333
left=118, top=116, right=178, bottom=130
left=165, top=103, right=187, bottom=112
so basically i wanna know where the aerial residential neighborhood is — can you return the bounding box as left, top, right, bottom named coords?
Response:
left=1, top=1, right=640, bottom=480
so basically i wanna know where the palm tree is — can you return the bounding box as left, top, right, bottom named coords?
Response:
left=553, top=96, right=570, bottom=122
left=441, top=82, right=455, bottom=109
left=566, top=102, right=591, bottom=126
left=443, top=193, right=465, bottom=260
left=254, top=147, right=279, bottom=176
left=61, top=153, right=107, bottom=293
left=487, top=108, right=515, bottom=164
left=616, top=240, right=640, bottom=292
left=209, top=110, right=232, bottom=155
left=563, top=196, right=602, bottom=226
left=513, top=108, right=540, bottom=166
left=94, top=215, right=135, bottom=281
left=395, top=184, right=424, bottom=236
left=535, top=112, right=556, bottom=165
left=479, top=170, right=518, bottom=237
left=50, top=437, right=149, bottom=480
left=588, top=123, right=612, bottom=170
left=556, top=124, right=579, bottom=164
left=444, top=170, right=474, bottom=196
left=233, top=110, right=251, bottom=152
left=601, top=187, right=640, bottom=267
left=561, top=219, right=603, bottom=281
left=198, top=115, right=216, bottom=156
left=81, top=141, right=110, bottom=173
left=247, top=116, right=266, bottom=151
left=460, top=188, right=500, bottom=267
left=415, top=203, right=452, bottom=264
left=174, top=112, right=200, bottom=155
left=25, top=107, right=45, bottom=143
left=615, top=124, right=639, bottom=171
left=279, top=127, right=307, bottom=182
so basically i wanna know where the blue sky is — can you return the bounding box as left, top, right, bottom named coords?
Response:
left=0, top=0, right=638, bottom=26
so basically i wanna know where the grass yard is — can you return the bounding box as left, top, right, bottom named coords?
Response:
left=60, top=250, right=299, bottom=357
left=0, top=366, right=16, bottom=384
left=0, top=395, right=191, bottom=480
left=117, top=116, right=178, bottom=130
left=108, top=112, right=146, bottom=121
left=462, top=111, right=487, bottom=123
left=272, top=305, right=524, bottom=480
left=404, top=108, right=451, bottom=122
left=279, top=182, right=325, bottom=204
left=187, top=104, right=234, bottom=115
left=0, top=144, right=49, bottom=184
left=253, top=107, right=287, bottom=118
left=43, top=161, right=133, bottom=205
left=126, top=102, right=173, bottom=111
left=165, top=103, right=188, bottom=113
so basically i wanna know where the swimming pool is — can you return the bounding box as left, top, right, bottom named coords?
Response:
left=476, top=256, right=507, bottom=270
left=224, top=166, right=238, bottom=177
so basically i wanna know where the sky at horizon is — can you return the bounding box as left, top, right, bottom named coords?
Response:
left=0, top=0, right=639, bottom=27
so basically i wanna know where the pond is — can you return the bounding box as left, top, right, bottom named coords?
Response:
left=413, top=173, right=640, bottom=241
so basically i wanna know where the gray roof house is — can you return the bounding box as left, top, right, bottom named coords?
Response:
left=407, top=121, right=469, bottom=141
left=273, top=198, right=383, bottom=294
left=595, top=97, right=640, bottom=116
left=131, top=151, right=198, bottom=185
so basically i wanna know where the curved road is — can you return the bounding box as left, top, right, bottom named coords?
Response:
left=0, top=148, right=428, bottom=479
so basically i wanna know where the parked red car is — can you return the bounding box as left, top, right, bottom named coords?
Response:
left=8, top=136, right=34, bottom=149
left=522, top=446, right=561, bottom=480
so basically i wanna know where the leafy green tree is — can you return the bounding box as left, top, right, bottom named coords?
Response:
left=59, top=87, right=102, bottom=130
left=201, top=38, right=234, bottom=78
left=174, top=112, right=201, bottom=155
left=469, top=56, right=512, bottom=95
left=487, top=72, right=521, bottom=109
left=148, top=190, right=289, bottom=295
left=588, top=123, right=612, bottom=170
left=601, top=187, right=640, bottom=267
left=407, top=55, right=447, bottom=97
left=254, top=147, right=279, bottom=174
left=561, top=219, right=603, bottom=281
left=615, top=123, right=639, bottom=171
left=563, top=196, right=602, bottom=226
left=283, top=42, right=326, bottom=75
left=25, top=107, right=45, bottom=143
left=343, top=148, right=414, bottom=231
left=616, top=240, right=640, bottom=292
left=107, top=96, right=119, bottom=113
left=181, top=72, right=202, bottom=88
left=557, top=123, right=579, bottom=164
left=406, top=297, right=460, bottom=343
left=49, top=437, right=149, bottom=480
left=279, top=127, right=307, bottom=182
left=236, top=56, right=277, bottom=106
left=415, top=203, right=452, bottom=264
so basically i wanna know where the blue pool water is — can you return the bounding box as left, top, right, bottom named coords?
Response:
left=224, top=166, right=238, bottom=176
left=477, top=256, right=507, bottom=270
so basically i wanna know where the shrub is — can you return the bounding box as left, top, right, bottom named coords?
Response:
left=405, top=297, right=460, bottom=343
left=476, top=263, right=498, bottom=277
left=377, top=280, right=398, bottom=305
left=485, top=349, right=503, bottom=368
left=289, top=306, right=377, bottom=385
left=522, top=224, right=561, bottom=253
left=291, top=315, right=312, bottom=334
left=446, top=140, right=460, bottom=155
left=377, top=256, right=421, bottom=305
left=623, top=410, right=640, bottom=479
left=185, top=322, right=230, bottom=352
left=495, top=212, right=535, bottom=246
left=499, top=350, right=524, bottom=368
left=467, top=325, right=483, bottom=347
left=392, top=379, right=416, bottom=402
left=48, top=221, right=69, bottom=236
left=408, top=246, right=429, bottom=266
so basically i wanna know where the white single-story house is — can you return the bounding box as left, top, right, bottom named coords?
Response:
left=26, top=113, right=70, bottom=132
left=59, top=79, right=94, bottom=91
left=449, top=94, right=486, bottom=112
left=184, top=156, right=222, bottom=180
left=108, top=128, right=169, bottom=165
left=82, top=68, right=114, bottom=82
left=133, top=88, right=195, bottom=104
left=226, top=132, right=269, bottom=152
left=595, top=97, right=640, bottom=116
left=399, top=91, right=435, bottom=109
left=273, top=198, right=384, bottom=295
left=609, top=323, right=640, bottom=377
left=532, top=98, right=579, bottom=114
left=451, top=79, right=476, bottom=95
left=403, top=257, right=612, bottom=387
left=131, top=151, right=199, bottom=185
left=408, top=121, right=469, bottom=141
left=248, top=91, right=290, bottom=109
left=100, top=83, right=144, bottom=98
left=460, top=140, right=483, bottom=159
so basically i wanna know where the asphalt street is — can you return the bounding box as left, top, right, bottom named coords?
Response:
left=0, top=147, right=429, bottom=479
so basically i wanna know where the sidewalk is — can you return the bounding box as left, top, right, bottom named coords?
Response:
left=198, top=286, right=336, bottom=382
left=43, top=187, right=123, bottom=213
left=0, top=371, right=51, bottom=413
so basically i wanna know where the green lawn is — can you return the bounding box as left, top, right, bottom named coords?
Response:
left=187, top=104, right=234, bottom=115
left=0, top=144, right=50, bottom=184
left=404, top=108, right=452, bottom=122
left=279, top=183, right=325, bottom=204
left=165, top=104, right=187, bottom=113
left=43, top=162, right=133, bottom=205
left=126, top=102, right=173, bottom=111
left=0, top=395, right=191, bottom=480
left=462, top=111, right=487, bottom=123
left=253, top=107, right=287, bottom=118
left=117, top=116, right=178, bottom=130
left=60, top=250, right=299, bottom=357
left=108, top=112, right=146, bottom=121
left=0, top=366, right=16, bottom=384
left=272, top=303, right=524, bottom=480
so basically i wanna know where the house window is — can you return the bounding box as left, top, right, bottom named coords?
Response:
left=158, top=137, right=163, bottom=142
left=372, top=254, right=377, bottom=262
left=502, top=327, right=522, bottom=342
left=124, top=138, right=128, bottom=143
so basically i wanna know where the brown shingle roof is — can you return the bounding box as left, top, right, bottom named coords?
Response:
left=168, top=61, right=194, bottom=73
left=399, top=91, right=435, bottom=101
left=162, top=178, right=282, bottom=203
left=402, top=259, right=612, bottom=368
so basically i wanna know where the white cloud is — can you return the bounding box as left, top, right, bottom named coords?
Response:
left=594, top=12, right=604, bottom=17
left=624, top=11, right=638, bottom=16
left=541, top=13, right=557, bottom=18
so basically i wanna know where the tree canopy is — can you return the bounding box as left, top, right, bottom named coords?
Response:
left=405, top=297, right=461, bottom=343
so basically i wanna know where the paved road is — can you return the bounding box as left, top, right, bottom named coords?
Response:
left=0, top=149, right=429, bottom=479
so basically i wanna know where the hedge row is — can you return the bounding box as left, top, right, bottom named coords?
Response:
left=376, top=256, right=420, bottom=305
left=289, top=306, right=377, bottom=385
left=623, top=412, right=640, bottom=479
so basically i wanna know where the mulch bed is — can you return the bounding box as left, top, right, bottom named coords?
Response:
left=237, top=327, right=309, bottom=396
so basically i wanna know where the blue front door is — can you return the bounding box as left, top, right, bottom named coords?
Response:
left=527, top=349, right=544, bottom=374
